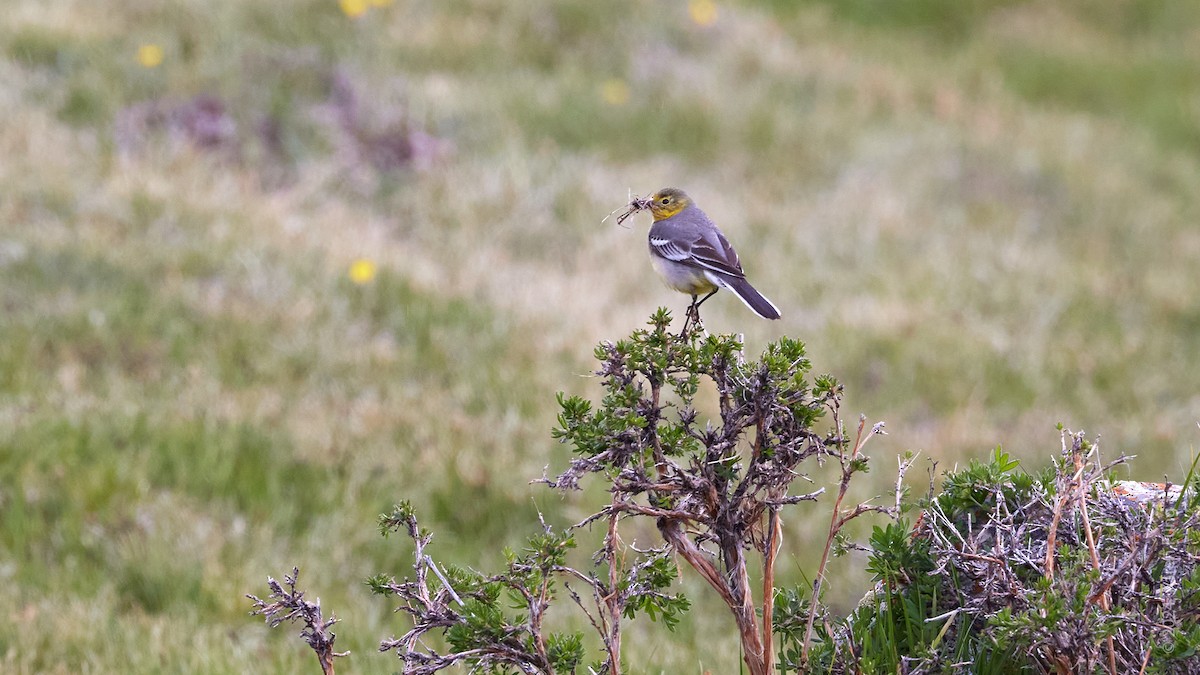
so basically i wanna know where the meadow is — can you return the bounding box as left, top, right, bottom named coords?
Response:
left=2, top=0, right=1199, bottom=672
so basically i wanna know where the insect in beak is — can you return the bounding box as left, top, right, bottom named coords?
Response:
left=604, top=193, right=651, bottom=228
left=615, top=198, right=651, bottom=226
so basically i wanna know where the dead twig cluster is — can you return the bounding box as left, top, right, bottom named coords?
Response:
left=908, top=430, right=1200, bottom=673
left=248, top=568, right=348, bottom=675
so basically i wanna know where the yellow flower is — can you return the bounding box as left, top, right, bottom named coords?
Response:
left=339, top=0, right=368, bottom=18
left=136, top=44, right=164, bottom=68
left=688, top=0, right=718, bottom=27
left=349, top=258, right=378, bottom=285
left=600, top=78, right=631, bottom=106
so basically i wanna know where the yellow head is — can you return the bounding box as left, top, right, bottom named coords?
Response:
left=647, top=187, right=692, bottom=221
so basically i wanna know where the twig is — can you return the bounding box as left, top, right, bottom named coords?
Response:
left=1138, top=643, right=1152, bottom=675
left=1044, top=432, right=1087, bottom=580
left=801, top=414, right=885, bottom=665
left=248, top=568, right=348, bottom=675
left=425, top=556, right=464, bottom=607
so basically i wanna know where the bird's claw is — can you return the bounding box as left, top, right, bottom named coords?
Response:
left=679, top=303, right=706, bottom=338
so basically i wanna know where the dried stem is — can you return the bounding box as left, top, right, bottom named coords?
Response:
left=800, top=414, right=886, bottom=665
left=1070, top=439, right=1117, bottom=675
left=604, top=509, right=622, bottom=672
left=762, top=506, right=782, bottom=675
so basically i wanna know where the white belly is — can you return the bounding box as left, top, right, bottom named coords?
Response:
left=651, top=256, right=719, bottom=295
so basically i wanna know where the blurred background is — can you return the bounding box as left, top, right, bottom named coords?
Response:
left=2, top=0, right=1199, bottom=671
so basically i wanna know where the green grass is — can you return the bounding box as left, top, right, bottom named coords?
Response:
left=1, top=0, right=1198, bottom=671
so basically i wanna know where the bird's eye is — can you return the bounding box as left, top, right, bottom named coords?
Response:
left=660, top=197, right=670, bottom=205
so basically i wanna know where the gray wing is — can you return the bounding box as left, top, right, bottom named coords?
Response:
left=649, top=211, right=745, bottom=278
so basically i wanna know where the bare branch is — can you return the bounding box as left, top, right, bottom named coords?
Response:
left=249, top=568, right=348, bottom=675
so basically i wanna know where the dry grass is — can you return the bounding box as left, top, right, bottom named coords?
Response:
left=1, top=0, right=1198, bottom=672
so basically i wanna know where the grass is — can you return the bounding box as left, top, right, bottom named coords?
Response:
left=0, top=0, right=1198, bottom=672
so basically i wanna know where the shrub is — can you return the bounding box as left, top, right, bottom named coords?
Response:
left=252, top=313, right=1200, bottom=674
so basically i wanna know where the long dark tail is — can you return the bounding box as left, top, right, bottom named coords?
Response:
left=720, top=275, right=781, bottom=320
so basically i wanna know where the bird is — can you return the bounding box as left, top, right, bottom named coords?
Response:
left=641, top=187, right=780, bottom=331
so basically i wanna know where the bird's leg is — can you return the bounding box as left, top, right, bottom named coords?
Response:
left=680, top=295, right=699, bottom=337
left=693, top=290, right=718, bottom=310
left=684, top=290, right=716, bottom=337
